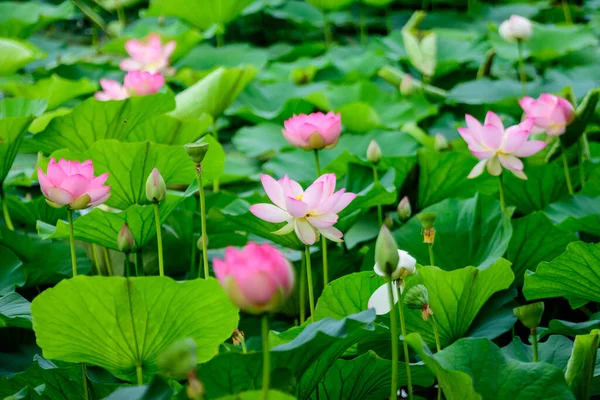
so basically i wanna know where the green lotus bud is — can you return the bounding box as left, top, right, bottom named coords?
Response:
left=397, top=196, right=411, bottom=220
left=185, top=142, right=209, bottom=164
left=514, top=302, right=544, bottom=329
left=156, top=337, right=198, bottom=379
left=117, top=222, right=134, bottom=253
left=404, top=284, right=429, bottom=310
left=375, top=225, right=400, bottom=278
left=367, top=140, right=382, bottom=164
left=434, top=133, right=449, bottom=151
left=417, top=212, right=437, bottom=230
left=400, top=74, right=415, bottom=96
left=384, top=214, right=394, bottom=229
left=145, top=168, right=166, bottom=203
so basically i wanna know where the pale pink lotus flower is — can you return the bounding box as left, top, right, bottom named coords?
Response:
left=499, top=15, right=533, bottom=42
left=250, top=173, right=356, bottom=245
left=120, top=33, right=176, bottom=75
left=38, top=158, right=110, bottom=210
left=94, top=79, right=131, bottom=101
left=213, top=242, right=295, bottom=314
left=95, top=71, right=165, bottom=101
left=282, top=112, right=342, bottom=150
left=519, top=94, right=575, bottom=136
left=368, top=249, right=417, bottom=315
left=457, top=111, right=546, bottom=180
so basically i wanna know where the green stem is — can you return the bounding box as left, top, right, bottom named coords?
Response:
left=124, top=254, right=130, bottom=278
left=397, top=283, right=413, bottom=400
left=136, top=364, right=144, bottom=385
left=385, top=8, right=392, bottom=34
left=216, top=31, right=224, bottom=48
left=299, top=251, right=307, bottom=325
left=313, top=149, right=322, bottom=176
left=305, top=246, right=316, bottom=323
left=196, top=168, right=209, bottom=279
left=323, top=12, right=333, bottom=48
left=212, top=123, right=220, bottom=193
left=262, top=314, right=270, bottom=400
left=517, top=41, right=527, bottom=96
left=91, top=244, right=102, bottom=276
left=314, top=150, right=329, bottom=287
left=431, top=316, right=441, bottom=400
left=359, top=4, right=367, bottom=45
left=135, top=251, right=144, bottom=277
left=578, top=135, right=588, bottom=188
left=0, top=188, right=14, bottom=231
left=531, top=328, right=539, bottom=362
left=102, top=247, right=114, bottom=276
left=561, top=144, right=574, bottom=195
left=387, top=281, right=399, bottom=400
left=190, top=233, right=197, bottom=279
left=82, top=363, right=89, bottom=400
left=68, top=208, right=78, bottom=277
left=428, top=243, right=435, bottom=267
left=562, top=0, right=572, bottom=24
left=240, top=335, right=247, bottom=354
left=372, top=166, right=383, bottom=228
left=498, top=176, right=506, bottom=213
left=116, top=1, right=126, bottom=27
left=153, top=203, right=164, bottom=276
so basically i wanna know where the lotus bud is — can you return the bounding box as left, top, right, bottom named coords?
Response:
left=145, top=168, right=166, bottom=203
left=156, top=337, right=198, bottom=379
left=367, top=140, right=382, bottom=165
left=434, top=133, right=449, bottom=151
left=384, top=214, right=394, bottom=229
left=197, top=234, right=208, bottom=251
left=185, top=142, right=209, bottom=165
left=418, top=212, right=437, bottom=244
left=514, top=302, right=544, bottom=330
left=499, top=15, right=533, bottom=43
left=375, top=226, right=400, bottom=278
left=117, top=222, right=134, bottom=253
left=400, top=74, right=415, bottom=96
left=404, top=284, right=434, bottom=321
left=397, top=196, right=412, bottom=221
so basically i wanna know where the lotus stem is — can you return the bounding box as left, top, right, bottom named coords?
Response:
left=102, top=247, right=114, bottom=276
left=0, top=188, right=14, bottom=231
left=372, top=166, right=383, bottom=228
left=431, top=315, right=442, bottom=400
left=196, top=167, right=210, bottom=279
left=531, top=328, right=539, bottom=362
left=153, top=203, right=164, bottom=276
left=498, top=176, right=506, bottom=213
left=387, top=280, right=399, bottom=400
left=359, top=4, right=367, bottom=45
left=562, top=0, right=572, bottom=24
left=323, top=12, right=333, bottom=48
left=516, top=41, right=527, bottom=96
left=299, top=251, right=307, bottom=324
left=428, top=244, right=435, bottom=267
left=578, top=136, right=588, bottom=188
left=91, top=244, right=102, bottom=276
left=561, top=143, right=574, bottom=195
left=212, top=123, right=220, bottom=193
left=305, top=246, right=316, bottom=323
left=314, top=150, right=329, bottom=287
left=397, top=283, right=413, bottom=400
left=67, top=208, right=78, bottom=277
left=136, top=364, right=144, bottom=385
left=262, top=314, right=271, bottom=400
left=82, top=363, right=89, bottom=400
left=135, top=251, right=144, bottom=277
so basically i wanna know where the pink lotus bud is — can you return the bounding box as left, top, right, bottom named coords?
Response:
left=117, top=222, right=134, bottom=253
left=367, top=140, right=382, bottom=164
left=400, top=74, right=415, bottom=96
left=120, top=33, right=176, bottom=75
left=282, top=112, right=341, bottom=150
left=145, top=168, right=166, bottom=203
left=519, top=94, right=575, bottom=136
left=397, top=196, right=411, bottom=220
left=213, top=242, right=295, bottom=314
left=95, top=79, right=131, bottom=101
left=434, top=133, right=449, bottom=151
left=124, top=71, right=165, bottom=96
left=37, top=159, right=111, bottom=210
left=499, top=15, right=533, bottom=42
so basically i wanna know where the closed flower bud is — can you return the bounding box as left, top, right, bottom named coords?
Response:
left=400, top=74, right=415, bottom=96
left=434, top=133, right=449, bottom=151
left=514, top=302, right=544, bottom=329
left=156, top=337, right=198, bottom=379
left=185, top=142, right=209, bottom=164
left=499, top=15, right=533, bottom=42
left=145, top=168, right=166, bottom=203
left=404, top=284, right=433, bottom=321
left=117, top=223, right=134, bottom=253
left=375, top=226, right=400, bottom=278
left=384, top=214, right=394, bottom=229
left=397, top=196, right=412, bottom=220
left=367, top=140, right=382, bottom=164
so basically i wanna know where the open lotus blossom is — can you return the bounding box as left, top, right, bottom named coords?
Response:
left=282, top=112, right=342, bottom=150
left=368, top=250, right=417, bottom=315
left=250, top=173, right=356, bottom=245
left=95, top=71, right=165, bottom=101
left=499, top=15, right=533, bottom=42
left=213, top=242, right=295, bottom=314
left=38, top=159, right=110, bottom=210
left=120, top=33, right=176, bottom=75
left=458, top=112, right=547, bottom=180
left=519, top=94, right=575, bottom=136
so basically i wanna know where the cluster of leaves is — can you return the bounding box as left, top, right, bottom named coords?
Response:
left=1, top=0, right=600, bottom=399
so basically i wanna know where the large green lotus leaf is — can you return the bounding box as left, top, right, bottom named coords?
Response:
left=37, top=193, right=187, bottom=252
left=0, top=75, right=96, bottom=111
left=0, top=38, right=43, bottom=75
left=126, top=114, right=212, bottom=145
left=326, top=46, right=387, bottom=82
left=0, top=246, right=25, bottom=296
left=503, top=164, right=572, bottom=215
left=506, top=212, right=578, bottom=286
left=197, top=310, right=378, bottom=399
left=30, top=92, right=175, bottom=154
left=540, top=314, right=600, bottom=339
left=0, top=98, right=46, bottom=183
left=394, top=194, right=512, bottom=271
left=5, top=195, right=66, bottom=228
left=171, top=66, right=257, bottom=120
left=566, top=330, right=600, bottom=400
left=216, top=390, right=297, bottom=400
left=406, top=335, right=575, bottom=400
left=52, top=140, right=196, bottom=210
left=102, top=376, right=174, bottom=400
left=417, top=149, right=497, bottom=209
left=524, top=242, right=600, bottom=308
left=0, top=292, right=31, bottom=329
left=464, top=288, right=517, bottom=341
left=176, top=43, right=270, bottom=72
left=147, top=0, right=253, bottom=30
left=306, top=0, right=355, bottom=11
left=311, top=350, right=433, bottom=399
left=31, top=276, right=239, bottom=382
left=544, top=195, right=600, bottom=237
left=447, top=78, right=536, bottom=108
left=232, top=123, right=290, bottom=158
left=0, top=1, right=75, bottom=38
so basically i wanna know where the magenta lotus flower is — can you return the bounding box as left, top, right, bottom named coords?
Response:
left=213, top=242, right=295, bottom=314
left=458, top=112, right=547, bottom=180
left=120, top=33, right=176, bottom=75
left=519, top=94, right=575, bottom=136
left=38, top=159, right=111, bottom=210
left=95, top=79, right=131, bottom=101
left=250, top=173, right=356, bottom=245
left=95, top=71, right=165, bottom=101
left=282, top=112, right=342, bottom=150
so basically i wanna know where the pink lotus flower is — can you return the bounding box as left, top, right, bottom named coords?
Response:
left=457, top=111, right=547, bottom=180
left=38, top=159, right=111, bottom=210
left=498, top=15, right=533, bottom=42
left=95, top=79, right=130, bottom=101
left=519, top=94, right=575, bottom=136
left=213, top=242, right=295, bottom=314
left=95, top=71, right=165, bottom=101
left=120, top=33, right=176, bottom=75
left=282, top=112, right=342, bottom=150
left=250, top=173, right=356, bottom=245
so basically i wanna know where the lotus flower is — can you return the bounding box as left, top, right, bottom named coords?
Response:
left=95, top=71, right=165, bottom=101
left=282, top=112, right=342, bottom=150
left=368, top=249, right=417, bottom=315
left=457, top=112, right=547, bottom=180
left=95, top=79, right=130, bottom=101
left=250, top=173, right=356, bottom=245
left=120, top=33, right=176, bottom=75
left=499, top=15, right=533, bottom=42
left=38, top=159, right=110, bottom=210
left=519, top=94, right=574, bottom=136
left=213, top=242, right=295, bottom=314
